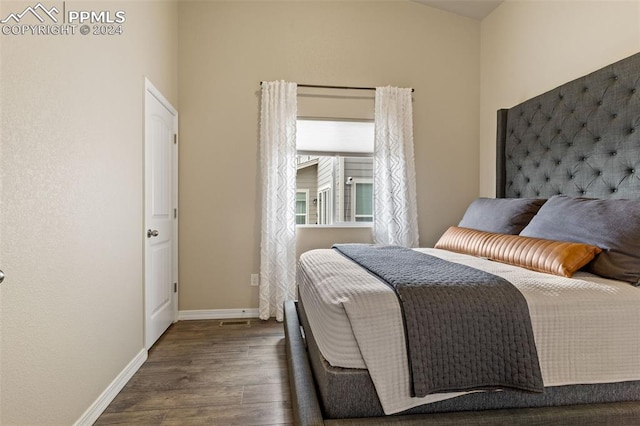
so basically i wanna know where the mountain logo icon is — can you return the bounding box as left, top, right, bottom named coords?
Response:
left=1, top=2, right=59, bottom=24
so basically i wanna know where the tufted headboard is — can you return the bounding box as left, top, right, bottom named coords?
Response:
left=496, top=52, right=640, bottom=200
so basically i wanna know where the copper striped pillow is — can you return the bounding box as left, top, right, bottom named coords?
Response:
left=435, top=226, right=602, bottom=278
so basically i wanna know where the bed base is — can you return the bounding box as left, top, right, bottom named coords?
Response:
left=284, top=300, right=640, bottom=425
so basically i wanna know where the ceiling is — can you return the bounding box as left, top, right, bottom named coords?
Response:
left=414, top=0, right=503, bottom=20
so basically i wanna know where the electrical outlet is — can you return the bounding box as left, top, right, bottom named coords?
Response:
left=250, top=274, right=259, bottom=287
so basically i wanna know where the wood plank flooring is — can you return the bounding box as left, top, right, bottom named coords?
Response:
left=95, top=319, right=292, bottom=425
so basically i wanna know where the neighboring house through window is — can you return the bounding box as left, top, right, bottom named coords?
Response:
left=295, top=119, right=374, bottom=225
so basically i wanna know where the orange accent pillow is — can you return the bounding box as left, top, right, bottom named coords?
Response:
left=435, top=226, right=602, bottom=278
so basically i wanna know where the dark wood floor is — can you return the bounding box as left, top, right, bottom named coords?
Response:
left=95, top=319, right=292, bottom=425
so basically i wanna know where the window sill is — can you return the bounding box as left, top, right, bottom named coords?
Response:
left=297, top=223, right=373, bottom=229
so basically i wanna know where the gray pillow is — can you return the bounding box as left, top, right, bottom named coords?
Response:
left=458, top=198, right=546, bottom=235
left=520, top=195, right=640, bottom=285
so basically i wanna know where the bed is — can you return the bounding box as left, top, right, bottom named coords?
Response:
left=284, top=51, right=640, bottom=425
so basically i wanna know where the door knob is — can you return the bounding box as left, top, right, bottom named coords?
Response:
left=147, top=229, right=159, bottom=238
left=0, top=269, right=4, bottom=284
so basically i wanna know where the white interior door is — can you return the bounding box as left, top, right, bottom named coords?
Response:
left=145, top=79, right=178, bottom=349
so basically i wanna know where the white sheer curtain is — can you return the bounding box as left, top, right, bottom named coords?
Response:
left=259, top=81, right=298, bottom=321
left=373, top=86, right=420, bottom=247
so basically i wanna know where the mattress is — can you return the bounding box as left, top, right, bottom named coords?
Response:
left=298, top=248, right=640, bottom=415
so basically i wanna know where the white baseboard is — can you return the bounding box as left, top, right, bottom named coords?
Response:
left=73, top=309, right=258, bottom=424
left=178, top=308, right=260, bottom=320
left=73, top=348, right=147, bottom=426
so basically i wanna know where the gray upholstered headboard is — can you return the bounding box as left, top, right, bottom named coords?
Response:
left=496, top=52, right=640, bottom=200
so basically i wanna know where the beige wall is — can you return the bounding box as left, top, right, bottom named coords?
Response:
left=0, top=1, right=177, bottom=424
left=178, top=1, right=481, bottom=310
left=479, top=0, right=640, bottom=196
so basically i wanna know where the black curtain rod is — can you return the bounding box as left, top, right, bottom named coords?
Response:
left=260, top=82, right=414, bottom=92
left=300, top=83, right=377, bottom=91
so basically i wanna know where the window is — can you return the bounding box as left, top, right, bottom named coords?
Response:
left=295, top=119, right=374, bottom=225
left=352, top=180, right=373, bottom=222
left=317, top=187, right=332, bottom=225
left=296, top=190, right=308, bottom=224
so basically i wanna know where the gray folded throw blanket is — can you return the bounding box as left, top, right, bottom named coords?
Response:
left=333, top=244, right=544, bottom=397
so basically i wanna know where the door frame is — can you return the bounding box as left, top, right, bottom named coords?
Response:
left=144, top=78, right=179, bottom=349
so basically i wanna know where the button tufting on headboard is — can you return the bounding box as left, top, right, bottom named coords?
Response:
left=496, top=52, right=640, bottom=200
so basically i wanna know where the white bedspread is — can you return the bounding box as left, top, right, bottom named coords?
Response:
left=297, top=248, right=640, bottom=414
